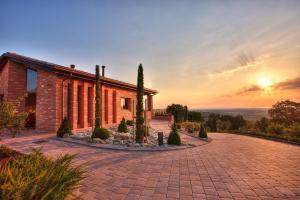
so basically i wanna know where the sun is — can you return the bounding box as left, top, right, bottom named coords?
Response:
left=258, top=78, right=272, bottom=89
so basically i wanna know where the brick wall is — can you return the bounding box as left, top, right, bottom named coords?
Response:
left=1, top=59, right=154, bottom=133
left=36, top=69, right=57, bottom=132
left=0, top=60, right=9, bottom=101
left=101, top=84, right=137, bottom=128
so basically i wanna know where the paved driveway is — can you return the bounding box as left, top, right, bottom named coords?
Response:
left=1, top=133, right=300, bottom=200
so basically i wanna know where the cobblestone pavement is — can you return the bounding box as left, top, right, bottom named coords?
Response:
left=1, top=131, right=300, bottom=200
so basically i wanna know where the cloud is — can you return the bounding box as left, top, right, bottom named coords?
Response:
left=209, top=51, right=261, bottom=77
left=236, top=77, right=300, bottom=95
left=236, top=85, right=262, bottom=95
left=273, top=77, right=300, bottom=90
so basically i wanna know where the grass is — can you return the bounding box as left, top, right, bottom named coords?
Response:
left=0, top=148, right=86, bottom=200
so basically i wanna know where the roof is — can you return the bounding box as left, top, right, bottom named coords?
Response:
left=0, top=52, right=157, bottom=94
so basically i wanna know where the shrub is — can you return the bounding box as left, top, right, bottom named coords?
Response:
left=0, top=146, right=18, bottom=158
left=286, top=123, right=300, bottom=138
left=57, top=117, right=73, bottom=137
left=118, top=117, right=128, bottom=133
left=126, top=120, right=134, bottom=126
left=198, top=124, right=208, bottom=139
left=0, top=95, right=28, bottom=137
left=267, top=123, right=285, bottom=135
left=167, top=124, right=181, bottom=146
left=181, top=122, right=200, bottom=133
left=216, top=120, right=231, bottom=132
left=175, top=123, right=181, bottom=130
left=92, top=128, right=111, bottom=140
left=0, top=149, right=85, bottom=200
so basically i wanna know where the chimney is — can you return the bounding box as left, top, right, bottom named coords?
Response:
left=70, top=64, right=75, bottom=69
left=102, top=65, right=106, bottom=77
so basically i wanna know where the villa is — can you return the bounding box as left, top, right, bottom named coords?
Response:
left=0, top=52, right=157, bottom=133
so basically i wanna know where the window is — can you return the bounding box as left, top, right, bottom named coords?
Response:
left=25, top=68, right=37, bottom=128
left=121, top=98, right=131, bottom=110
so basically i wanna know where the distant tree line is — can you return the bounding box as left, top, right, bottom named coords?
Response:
left=165, top=100, right=300, bottom=142
left=166, top=104, right=203, bottom=123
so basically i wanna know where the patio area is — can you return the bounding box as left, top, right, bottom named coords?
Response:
left=1, top=123, right=300, bottom=199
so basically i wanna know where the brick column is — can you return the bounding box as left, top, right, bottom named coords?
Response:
left=147, top=95, right=153, bottom=112
left=78, top=82, right=85, bottom=128
left=70, top=80, right=77, bottom=130
left=88, top=85, right=94, bottom=127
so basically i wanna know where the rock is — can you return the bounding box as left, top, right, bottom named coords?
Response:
left=92, top=138, right=106, bottom=144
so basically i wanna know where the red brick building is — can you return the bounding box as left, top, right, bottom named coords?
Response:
left=0, top=52, right=157, bottom=133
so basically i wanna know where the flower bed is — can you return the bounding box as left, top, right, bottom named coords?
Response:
left=64, top=125, right=200, bottom=151
left=70, top=125, right=173, bottom=148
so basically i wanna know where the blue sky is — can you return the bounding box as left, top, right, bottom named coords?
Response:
left=1, top=0, right=299, bottom=108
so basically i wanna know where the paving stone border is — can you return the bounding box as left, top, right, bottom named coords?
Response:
left=54, top=136, right=211, bottom=152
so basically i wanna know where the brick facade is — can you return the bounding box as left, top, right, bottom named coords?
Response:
left=0, top=53, right=157, bottom=133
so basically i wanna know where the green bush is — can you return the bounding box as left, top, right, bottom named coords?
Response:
left=285, top=123, right=300, bottom=138
left=0, top=149, right=85, bottom=200
left=92, top=128, right=111, bottom=140
left=181, top=121, right=200, bottom=133
left=167, top=124, right=181, bottom=146
left=118, top=117, right=128, bottom=133
left=57, top=117, right=72, bottom=138
left=126, top=120, right=134, bottom=126
left=267, top=123, right=285, bottom=135
left=198, top=124, right=208, bottom=139
left=175, top=123, right=181, bottom=130
left=0, top=146, right=18, bottom=158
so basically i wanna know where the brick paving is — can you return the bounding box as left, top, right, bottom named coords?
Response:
left=1, top=131, right=300, bottom=200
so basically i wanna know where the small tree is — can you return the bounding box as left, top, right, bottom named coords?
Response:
left=0, top=95, right=28, bottom=137
left=167, top=124, right=181, bottom=146
left=254, top=117, right=269, bottom=133
left=135, top=64, right=144, bottom=143
left=118, top=117, right=128, bottom=133
left=57, top=117, right=72, bottom=137
left=198, top=124, right=208, bottom=139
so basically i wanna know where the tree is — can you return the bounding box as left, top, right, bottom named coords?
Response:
left=230, top=115, right=246, bottom=130
left=167, top=124, right=181, bottom=145
left=255, top=117, right=269, bottom=133
left=268, top=100, right=300, bottom=126
left=166, top=104, right=186, bottom=123
left=0, top=95, right=28, bottom=137
left=118, top=117, right=128, bottom=133
left=205, top=113, right=220, bottom=132
left=135, top=64, right=144, bottom=143
left=184, top=106, right=188, bottom=121
left=198, top=124, right=208, bottom=138
left=94, top=65, right=101, bottom=129
left=188, top=111, right=204, bottom=122
left=57, top=117, right=72, bottom=137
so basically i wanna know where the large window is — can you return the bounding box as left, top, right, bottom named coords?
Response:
left=25, top=68, right=37, bottom=128
left=121, top=98, right=131, bottom=110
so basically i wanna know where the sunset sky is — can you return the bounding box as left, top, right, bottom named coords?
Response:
left=1, top=0, right=299, bottom=109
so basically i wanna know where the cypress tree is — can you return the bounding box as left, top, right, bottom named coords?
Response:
left=135, top=64, right=144, bottom=143
left=94, top=65, right=101, bottom=129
